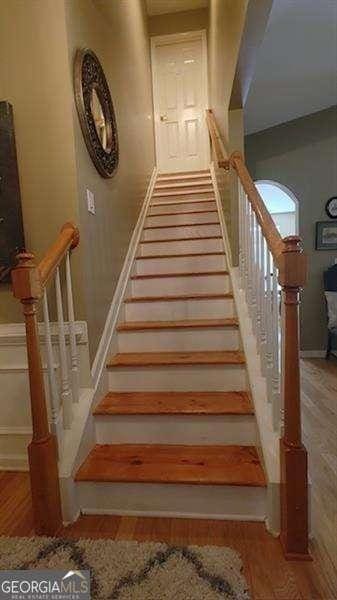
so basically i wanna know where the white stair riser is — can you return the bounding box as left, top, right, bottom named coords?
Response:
left=95, top=414, right=256, bottom=445
left=145, top=212, right=218, bottom=227
left=135, top=254, right=227, bottom=275
left=77, top=482, right=266, bottom=520
left=139, top=238, right=223, bottom=256
left=152, top=192, right=215, bottom=203
left=149, top=201, right=216, bottom=214
left=142, top=224, right=221, bottom=242
left=117, top=327, right=240, bottom=352
left=131, top=274, right=231, bottom=297
left=125, top=297, right=235, bottom=321
left=108, top=364, right=247, bottom=391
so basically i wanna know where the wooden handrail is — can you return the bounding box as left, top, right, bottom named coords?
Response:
left=205, top=109, right=229, bottom=169
left=39, top=222, right=79, bottom=287
left=229, top=152, right=286, bottom=265
left=11, top=222, right=80, bottom=535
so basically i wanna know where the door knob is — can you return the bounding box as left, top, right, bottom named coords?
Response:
left=160, top=114, right=168, bottom=122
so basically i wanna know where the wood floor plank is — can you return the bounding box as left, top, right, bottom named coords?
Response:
left=75, top=444, right=266, bottom=487
left=0, top=471, right=334, bottom=599
left=93, top=391, right=254, bottom=416
left=107, top=350, right=245, bottom=368
left=117, top=318, right=238, bottom=331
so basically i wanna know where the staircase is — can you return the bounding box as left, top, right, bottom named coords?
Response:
left=75, top=169, right=267, bottom=520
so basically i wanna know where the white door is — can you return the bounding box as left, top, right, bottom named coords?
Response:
left=152, top=33, right=209, bottom=173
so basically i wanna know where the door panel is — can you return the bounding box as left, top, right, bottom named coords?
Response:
left=153, top=35, right=208, bottom=173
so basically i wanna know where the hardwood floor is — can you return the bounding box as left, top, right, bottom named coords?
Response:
left=0, top=358, right=336, bottom=599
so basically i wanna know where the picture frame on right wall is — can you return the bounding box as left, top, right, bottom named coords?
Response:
left=316, top=221, right=337, bottom=250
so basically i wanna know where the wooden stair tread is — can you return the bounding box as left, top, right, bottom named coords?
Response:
left=151, top=198, right=215, bottom=207
left=143, top=221, right=219, bottom=230
left=75, top=444, right=266, bottom=487
left=140, top=236, right=222, bottom=244
left=107, top=350, right=245, bottom=368
left=94, top=391, right=253, bottom=416
left=152, top=189, right=214, bottom=197
left=136, top=252, right=225, bottom=260
left=117, top=318, right=238, bottom=332
left=124, top=292, right=233, bottom=303
left=130, top=270, right=228, bottom=280
left=148, top=209, right=217, bottom=217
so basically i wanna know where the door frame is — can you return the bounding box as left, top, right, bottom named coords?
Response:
left=150, top=30, right=210, bottom=172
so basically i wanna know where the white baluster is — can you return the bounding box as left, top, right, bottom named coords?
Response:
left=259, top=234, right=267, bottom=375
left=246, top=203, right=253, bottom=309
left=55, top=267, right=73, bottom=429
left=255, top=218, right=262, bottom=350
left=42, top=289, right=61, bottom=449
left=265, top=251, right=274, bottom=402
left=272, top=263, right=281, bottom=429
left=244, top=195, right=249, bottom=296
left=250, top=210, right=258, bottom=334
left=66, top=251, right=79, bottom=403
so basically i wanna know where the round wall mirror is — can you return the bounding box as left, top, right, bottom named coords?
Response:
left=74, top=48, right=118, bottom=177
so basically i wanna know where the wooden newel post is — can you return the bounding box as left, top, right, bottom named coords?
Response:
left=278, top=236, right=311, bottom=560
left=12, top=252, right=63, bottom=535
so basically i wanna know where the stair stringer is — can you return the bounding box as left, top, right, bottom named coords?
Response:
left=210, top=161, right=281, bottom=535
left=57, top=166, right=158, bottom=523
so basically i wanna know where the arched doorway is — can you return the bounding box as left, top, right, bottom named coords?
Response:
left=255, top=180, right=299, bottom=237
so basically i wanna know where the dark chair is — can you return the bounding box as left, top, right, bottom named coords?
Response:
left=323, top=264, right=337, bottom=359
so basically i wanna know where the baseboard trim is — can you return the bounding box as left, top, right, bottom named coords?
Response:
left=300, top=350, right=327, bottom=358
left=91, top=166, right=158, bottom=390
left=0, top=453, right=28, bottom=471
left=81, top=508, right=266, bottom=522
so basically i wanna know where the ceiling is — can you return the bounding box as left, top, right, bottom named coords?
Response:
left=146, top=0, right=208, bottom=17
left=245, top=0, right=337, bottom=134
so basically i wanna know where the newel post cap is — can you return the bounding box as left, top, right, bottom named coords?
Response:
left=11, top=251, right=42, bottom=301
left=278, top=236, right=307, bottom=288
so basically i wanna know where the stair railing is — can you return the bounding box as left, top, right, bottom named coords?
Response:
left=206, top=109, right=310, bottom=559
left=11, top=222, right=80, bottom=535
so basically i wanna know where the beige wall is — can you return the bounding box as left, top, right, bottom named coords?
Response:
left=65, top=0, right=155, bottom=358
left=148, top=8, right=208, bottom=36
left=0, top=0, right=81, bottom=323
left=0, top=0, right=155, bottom=363
left=245, top=107, right=337, bottom=351
left=208, top=0, right=248, bottom=142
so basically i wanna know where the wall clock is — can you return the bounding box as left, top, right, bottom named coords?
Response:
left=74, top=48, right=119, bottom=178
left=325, top=196, right=337, bottom=219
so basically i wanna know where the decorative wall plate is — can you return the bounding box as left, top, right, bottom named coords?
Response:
left=325, top=196, right=337, bottom=219
left=74, top=48, right=118, bottom=178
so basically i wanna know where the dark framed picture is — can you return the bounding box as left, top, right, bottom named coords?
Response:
left=325, top=196, right=337, bottom=219
left=316, top=221, right=337, bottom=250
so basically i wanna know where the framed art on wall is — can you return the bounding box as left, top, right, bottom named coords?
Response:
left=325, top=196, right=337, bottom=219
left=316, top=221, right=337, bottom=250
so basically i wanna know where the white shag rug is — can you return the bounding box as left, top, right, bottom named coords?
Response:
left=0, top=536, right=250, bottom=599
